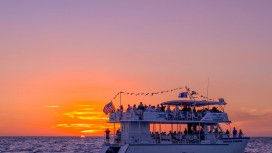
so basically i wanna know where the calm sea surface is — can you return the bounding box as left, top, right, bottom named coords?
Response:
left=0, top=137, right=271, bottom=153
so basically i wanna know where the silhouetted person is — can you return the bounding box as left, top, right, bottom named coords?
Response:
left=138, top=102, right=144, bottom=119
left=226, top=129, right=230, bottom=137
left=232, top=127, right=237, bottom=138
left=200, top=128, right=205, bottom=140
left=238, top=129, right=243, bottom=138
left=161, top=104, right=165, bottom=112
left=105, top=128, right=110, bottom=143
left=184, top=128, right=188, bottom=135
left=116, top=129, right=121, bottom=143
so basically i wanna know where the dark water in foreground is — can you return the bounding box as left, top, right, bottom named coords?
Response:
left=0, top=137, right=271, bottom=153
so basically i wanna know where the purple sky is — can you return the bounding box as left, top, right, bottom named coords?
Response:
left=0, top=1, right=272, bottom=136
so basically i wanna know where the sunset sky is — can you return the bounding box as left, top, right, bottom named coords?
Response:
left=0, top=1, right=272, bottom=136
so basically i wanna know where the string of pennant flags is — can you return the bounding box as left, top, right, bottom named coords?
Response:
left=112, top=87, right=183, bottom=100
left=112, top=86, right=214, bottom=101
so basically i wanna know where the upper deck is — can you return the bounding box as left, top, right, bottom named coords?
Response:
left=108, top=99, right=230, bottom=123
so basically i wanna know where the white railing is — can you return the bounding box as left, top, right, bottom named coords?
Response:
left=103, top=132, right=245, bottom=146
left=109, top=111, right=230, bottom=123
left=109, top=111, right=210, bottom=122
left=103, top=133, right=224, bottom=145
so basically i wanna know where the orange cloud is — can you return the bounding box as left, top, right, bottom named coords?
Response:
left=44, top=106, right=60, bottom=108
left=56, top=123, right=94, bottom=128
left=77, top=116, right=108, bottom=120
left=52, top=103, right=114, bottom=135
left=81, top=129, right=102, bottom=133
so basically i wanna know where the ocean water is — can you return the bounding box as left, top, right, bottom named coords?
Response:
left=0, top=136, right=271, bottom=153
left=0, top=137, right=103, bottom=153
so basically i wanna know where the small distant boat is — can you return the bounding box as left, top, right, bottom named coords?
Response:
left=100, top=88, right=249, bottom=153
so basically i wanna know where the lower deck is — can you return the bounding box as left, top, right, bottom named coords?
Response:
left=101, top=137, right=250, bottom=153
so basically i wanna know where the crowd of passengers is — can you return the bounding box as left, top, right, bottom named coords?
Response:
left=116, top=102, right=221, bottom=112
left=113, top=102, right=222, bottom=120
left=105, top=127, right=244, bottom=144
left=150, top=128, right=206, bottom=143
left=149, top=127, right=244, bottom=143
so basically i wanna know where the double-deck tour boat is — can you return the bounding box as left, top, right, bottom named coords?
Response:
left=100, top=88, right=249, bottom=153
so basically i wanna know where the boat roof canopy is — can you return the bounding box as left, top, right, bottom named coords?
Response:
left=161, top=100, right=227, bottom=106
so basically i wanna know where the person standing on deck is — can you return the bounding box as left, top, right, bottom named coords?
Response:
left=138, top=102, right=145, bottom=120
left=160, top=104, right=165, bottom=112
left=127, top=104, right=132, bottom=112
left=174, top=104, right=179, bottom=119
left=226, top=129, right=230, bottom=137
left=232, top=127, right=237, bottom=138
left=105, top=128, right=110, bottom=144
left=238, top=129, right=243, bottom=138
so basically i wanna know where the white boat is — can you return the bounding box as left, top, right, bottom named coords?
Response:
left=100, top=90, right=249, bottom=153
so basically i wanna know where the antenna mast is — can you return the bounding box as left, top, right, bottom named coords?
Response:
left=207, top=78, right=209, bottom=100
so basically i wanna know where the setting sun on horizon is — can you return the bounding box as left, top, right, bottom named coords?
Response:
left=1, top=1, right=272, bottom=138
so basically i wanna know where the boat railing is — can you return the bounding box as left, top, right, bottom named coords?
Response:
left=109, top=111, right=220, bottom=122
left=149, top=133, right=201, bottom=144
left=148, top=133, right=243, bottom=144
left=127, top=133, right=155, bottom=144
left=222, top=133, right=246, bottom=139
left=125, top=133, right=205, bottom=144
left=103, top=132, right=235, bottom=145
left=109, top=111, right=230, bottom=122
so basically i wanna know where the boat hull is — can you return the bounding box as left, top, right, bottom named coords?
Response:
left=100, top=138, right=249, bottom=153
